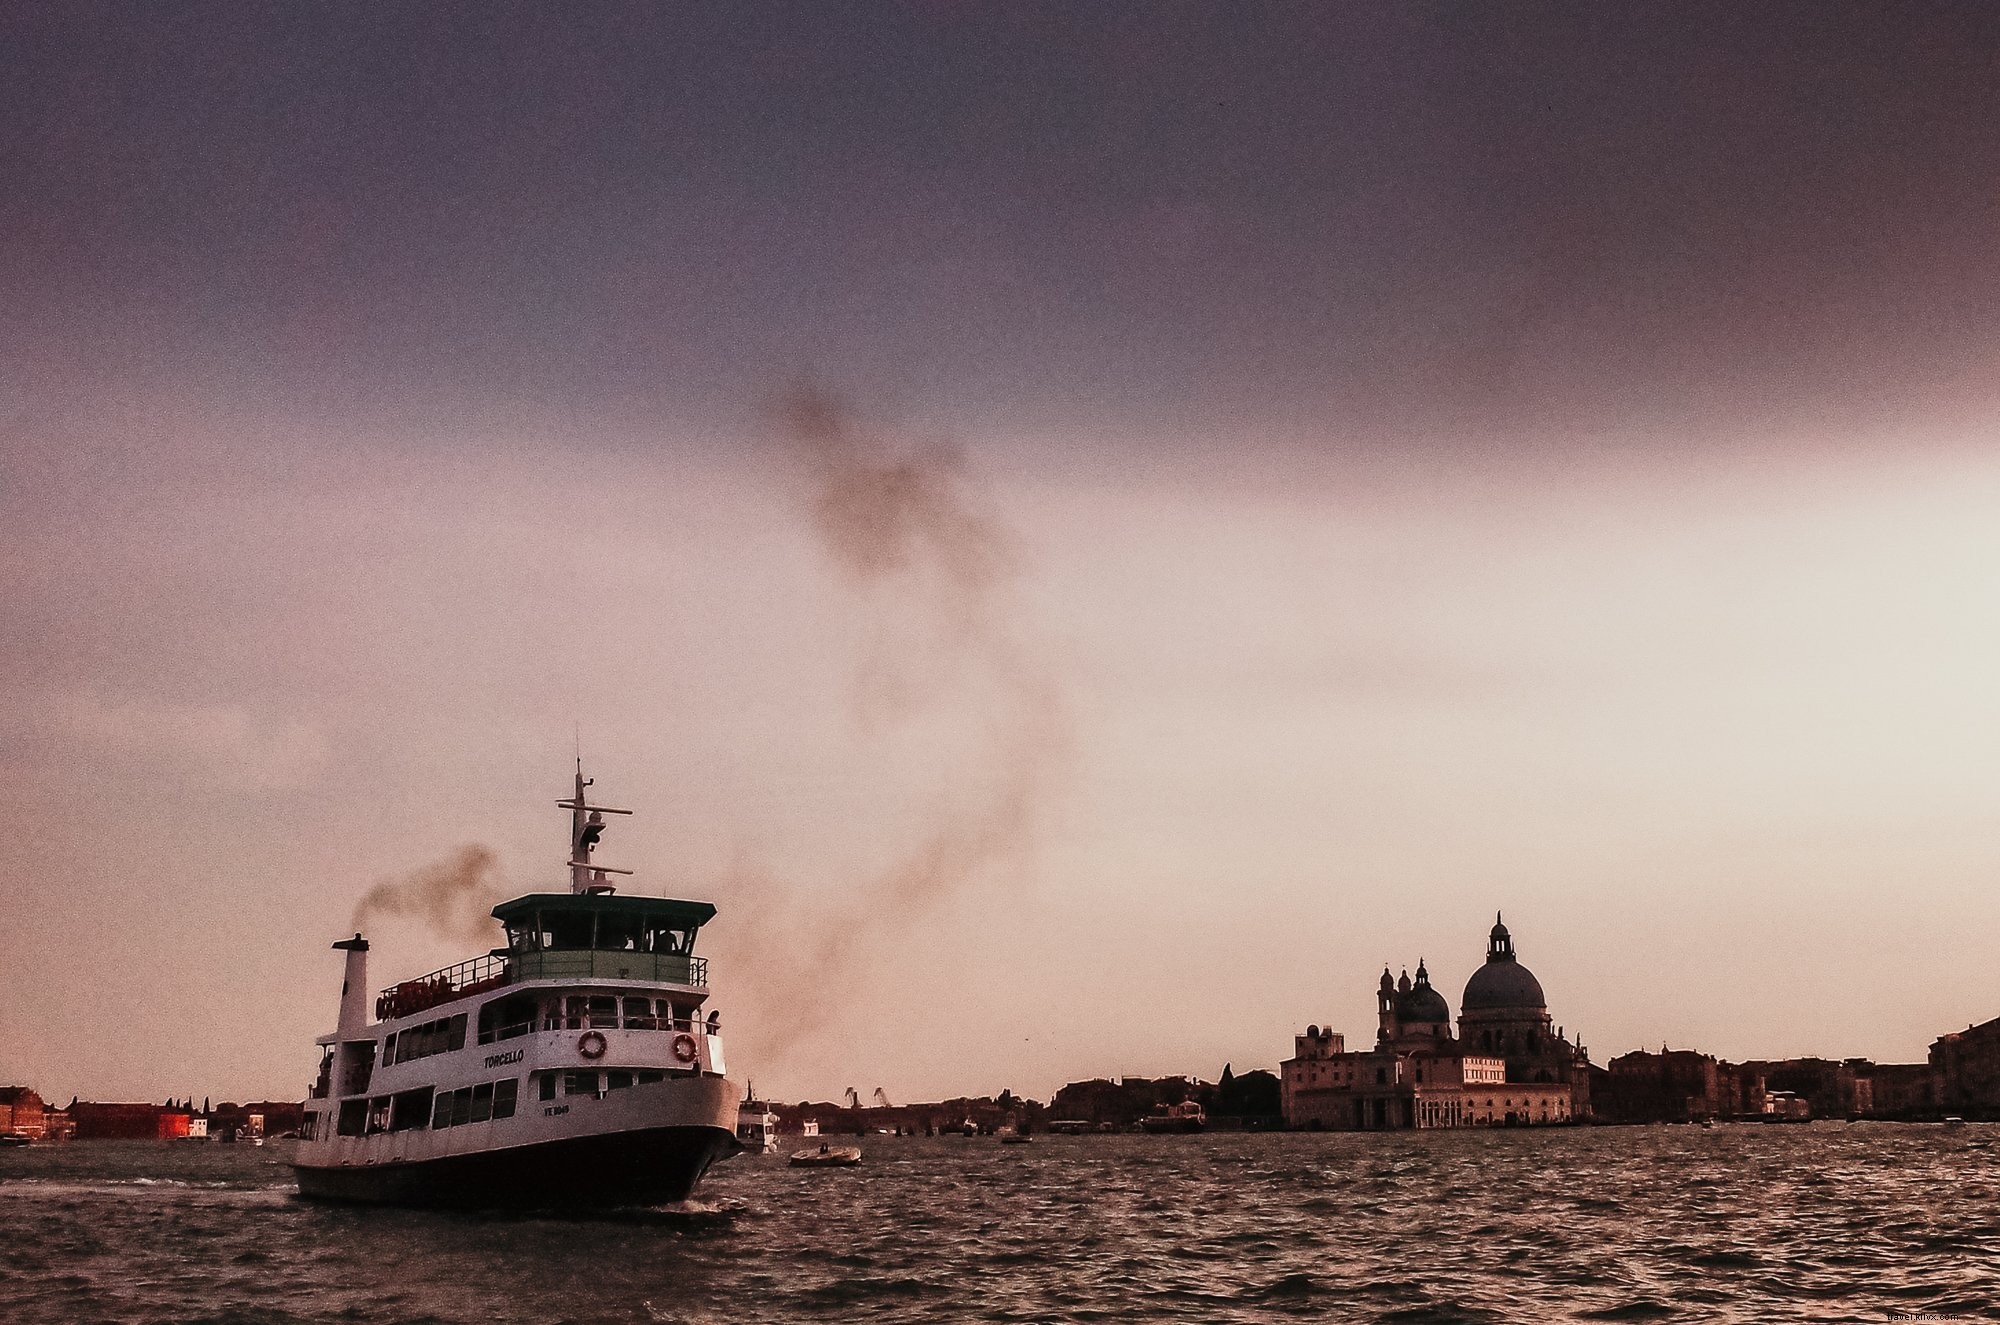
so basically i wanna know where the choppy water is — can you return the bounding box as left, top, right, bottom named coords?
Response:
left=3, top=1124, right=1996, bottom=1323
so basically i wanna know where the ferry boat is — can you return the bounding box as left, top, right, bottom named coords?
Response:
left=737, top=1089, right=779, bottom=1155
left=1138, top=1099, right=1207, bottom=1134
left=292, top=766, right=740, bottom=1208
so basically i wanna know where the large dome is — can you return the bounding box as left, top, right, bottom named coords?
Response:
left=1462, top=959, right=1546, bottom=1012
left=1461, top=915, right=1547, bottom=1012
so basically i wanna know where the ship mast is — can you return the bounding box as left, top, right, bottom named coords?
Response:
left=557, top=760, right=633, bottom=895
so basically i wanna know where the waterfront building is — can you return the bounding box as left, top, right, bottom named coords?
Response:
left=1281, top=916, right=1591, bottom=1129
left=0, top=1087, right=46, bottom=1139
left=1931, top=1015, right=2000, bottom=1119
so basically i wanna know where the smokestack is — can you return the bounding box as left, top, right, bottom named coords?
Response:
left=332, top=934, right=370, bottom=1038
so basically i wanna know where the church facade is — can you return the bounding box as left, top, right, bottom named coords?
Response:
left=1282, top=916, right=1592, bottom=1129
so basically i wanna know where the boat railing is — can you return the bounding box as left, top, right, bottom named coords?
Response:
left=536, top=1013, right=719, bottom=1035
left=375, top=953, right=511, bottom=1021
left=508, top=950, right=707, bottom=987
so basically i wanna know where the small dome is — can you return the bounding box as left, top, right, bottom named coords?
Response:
left=1396, top=982, right=1451, bottom=1024
left=1396, top=959, right=1451, bottom=1024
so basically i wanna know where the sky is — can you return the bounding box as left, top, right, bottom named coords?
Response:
left=6, top=3, right=2000, bottom=1105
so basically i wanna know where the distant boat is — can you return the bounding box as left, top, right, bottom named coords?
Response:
left=997, top=1123, right=1029, bottom=1145
left=1139, top=1100, right=1206, bottom=1134
left=790, top=1144, right=861, bottom=1167
left=1945, top=1116, right=1967, bottom=1127
left=0, top=1133, right=30, bottom=1148
left=736, top=1097, right=779, bottom=1155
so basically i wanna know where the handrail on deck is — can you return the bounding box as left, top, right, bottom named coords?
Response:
left=376, top=950, right=711, bottom=1022
left=375, top=953, right=509, bottom=1021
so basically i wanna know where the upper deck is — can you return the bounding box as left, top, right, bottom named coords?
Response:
left=376, top=892, right=715, bottom=1022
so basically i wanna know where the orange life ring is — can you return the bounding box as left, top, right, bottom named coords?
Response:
left=578, top=1031, right=607, bottom=1060
left=671, top=1033, right=698, bottom=1064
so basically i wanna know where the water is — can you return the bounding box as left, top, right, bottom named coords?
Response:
left=3, top=1124, right=1996, bottom=1323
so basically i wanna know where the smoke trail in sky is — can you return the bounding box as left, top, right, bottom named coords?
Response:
left=350, top=844, right=510, bottom=948
left=725, top=388, right=1070, bottom=1066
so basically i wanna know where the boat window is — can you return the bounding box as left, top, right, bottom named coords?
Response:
left=448, top=1087, right=474, bottom=1127
left=637, top=1070, right=663, bottom=1085
left=478, top=994, right=538, bottom=1045
left=659, top=1000, right=679, bottom=1028
left=432, top=1092, right=452, bottom=1129
left=563, top=1070, right=598, bottom=1097
left=606, top=1071, right=634, bottom=1091
left=537, top=1073, right=557, bottom=1102
left=447, top=1015, right=467, bottom=1051
left=366, top=1096, right=392, bottom=1134
left=546, top=910, right=595, bottom=949
left=383, top=1032, right=398, bottom=1063
left=390, top=1087, right=434, bottom=1132
left=336, top=1099, right=367, bottom=1136
left=598, top=914, right=641, bottom=951
left=469, top=1083, right=494, bottom=1123
left=493, top=1079, right=518, bottom=1120
left=623, top=997, right=656, bottom=1030
left=564, top=996, right=589, bottom=1029
left=587, top=996, right=618, bottom=1029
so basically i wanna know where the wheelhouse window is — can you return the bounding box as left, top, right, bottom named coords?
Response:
left=563, top=1070, right=599, bottom=1097
left=587, top=995, right=618, bottom=1029
left=493, top=1079, right=518, bottom=1120
left=623, top=997, right=656, bottom=1030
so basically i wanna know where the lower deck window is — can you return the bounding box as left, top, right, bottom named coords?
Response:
left=538, top=1074, right=557, bottom=1102
left=428, top=1078, right=520, bottom=1129
left=336, top=1099, right=367, bottom=1137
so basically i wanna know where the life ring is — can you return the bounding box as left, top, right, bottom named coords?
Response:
left=671, top=1033, right=698, bottom=1064
left=577, top=1031, right=607, bottom=1060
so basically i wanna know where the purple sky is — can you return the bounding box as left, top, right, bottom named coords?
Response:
left=6, top=5, right=2000, bottom=1104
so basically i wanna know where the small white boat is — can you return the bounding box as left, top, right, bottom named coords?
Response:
left=790, top=1144, right=861, bottom=1168
left=736, top=1095, right=779, bottom=1155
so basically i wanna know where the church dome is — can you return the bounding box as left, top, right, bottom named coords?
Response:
left=1461, top=913, right=1547, bottom=1012
left=1396, top=960, right=1451, bottom=1024
left=1462, top=960, right=1546, bottom=1012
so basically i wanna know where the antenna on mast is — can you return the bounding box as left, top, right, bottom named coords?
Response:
left=557, top=758, right=633, bottom=894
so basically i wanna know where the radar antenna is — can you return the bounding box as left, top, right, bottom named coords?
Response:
left=557, top=759, right=633, bottom=894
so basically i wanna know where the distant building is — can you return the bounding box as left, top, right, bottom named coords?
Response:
left=1046, top=1077, right=1206, bottom=1129
left=0, top=1087, right=46, bottom=1139
left=1281, top=915, right=1591, bottom=1129
left=1853, top=1061, right=1940, bottom=1118
left=1932, top=1016, right=2000, bottom=1118
left=1598, top=1049, right=1727, bottom=1123
left=69, top=1102, right=177, bottom=1140
left=1737, top=1058, right=1861, bottom=1120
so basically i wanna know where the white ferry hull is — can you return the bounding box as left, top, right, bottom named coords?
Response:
left=295, top=1073, right=739, bottom=1210
left=295, top=1121, right=735, bottom=1208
